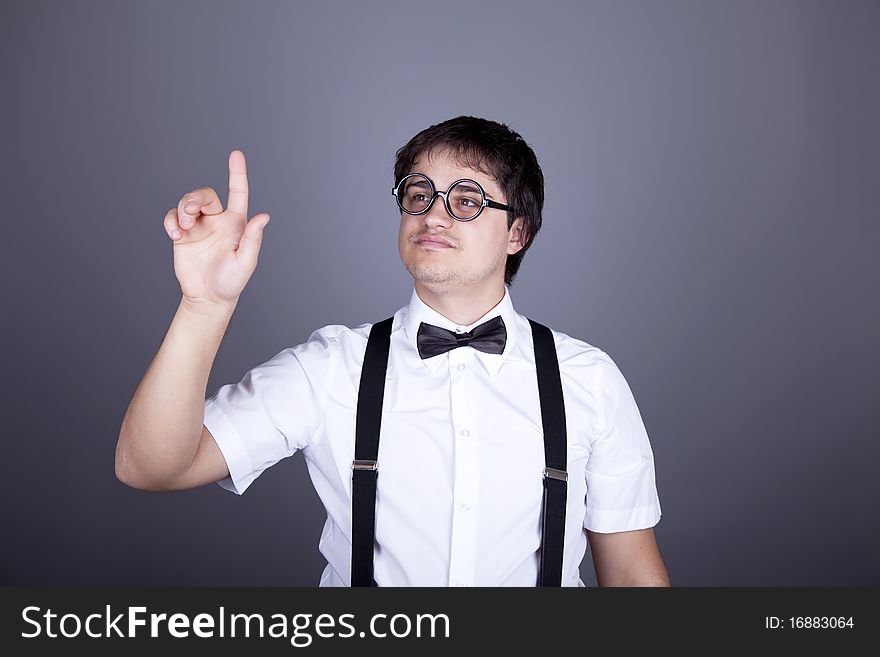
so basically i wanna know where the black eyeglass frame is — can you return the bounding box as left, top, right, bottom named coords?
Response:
left=392, top=173, right=517, bottom=222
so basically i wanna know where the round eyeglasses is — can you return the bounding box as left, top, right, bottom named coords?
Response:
left=392, top=173, right=516, bottom=222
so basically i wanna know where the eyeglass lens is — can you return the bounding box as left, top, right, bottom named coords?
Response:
left=398, top=174, right=484, bottom=220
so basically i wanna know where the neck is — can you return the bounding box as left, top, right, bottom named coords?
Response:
left=414, top=279, right=506, bottom=326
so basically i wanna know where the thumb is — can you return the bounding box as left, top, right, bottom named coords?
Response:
left=236, top=213, right=270, bottom=271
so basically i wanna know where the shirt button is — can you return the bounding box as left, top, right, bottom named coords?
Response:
left=457, top=364, right=466, bottom=371
left=460, top=429, right=470, bottom=437
left=459, top=503, right=470, bottom=512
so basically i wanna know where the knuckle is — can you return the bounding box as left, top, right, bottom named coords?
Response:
left=184, top=189, right=205, bottom=203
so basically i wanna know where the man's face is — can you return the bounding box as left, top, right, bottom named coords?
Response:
left=397, top=148, right=524, bottom=291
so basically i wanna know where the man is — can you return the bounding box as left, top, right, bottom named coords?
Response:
left=115, top=116, right=670, bottom=587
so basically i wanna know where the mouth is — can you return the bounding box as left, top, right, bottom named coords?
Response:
left=414, top=236, right=455, bottom=249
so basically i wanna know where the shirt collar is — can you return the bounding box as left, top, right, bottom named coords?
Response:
left=402, top=285, right=519, bottom=378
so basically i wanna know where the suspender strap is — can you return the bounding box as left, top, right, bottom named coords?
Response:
left=350, top=316, right=394, bottom=587
left=529, top=319, right=568, bottom=587
left=351, top=316, right=568, bottom=587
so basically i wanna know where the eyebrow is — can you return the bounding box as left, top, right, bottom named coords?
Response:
left=455, top=182, right=483, bottom=195
left=456, top=179, right=496, bottom=199
left=404, top=179, right=432, bottom=190
left=406, top=174, right=498, bottom=200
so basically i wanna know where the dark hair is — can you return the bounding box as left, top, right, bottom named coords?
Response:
left=393, top=116, right=544, bottom=286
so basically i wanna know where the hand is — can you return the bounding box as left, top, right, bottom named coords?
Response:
left=163, top=149, right=270, bottom=310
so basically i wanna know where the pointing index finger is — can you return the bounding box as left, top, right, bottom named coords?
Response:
left=227, top=149, right=249, bottom=217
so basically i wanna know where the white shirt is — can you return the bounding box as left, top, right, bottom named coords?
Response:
left=204, top=286, right=661, bottom=587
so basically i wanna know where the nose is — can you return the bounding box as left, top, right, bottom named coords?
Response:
left=422, top=192, right=455, bottom=228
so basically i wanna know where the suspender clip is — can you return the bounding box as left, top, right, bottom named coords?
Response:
left=352, top=459, right=378, bottom=471
left=543, top=467, right=568, bottom=482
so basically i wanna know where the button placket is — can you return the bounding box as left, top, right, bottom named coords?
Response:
left=447, top=348, right=480, bottom=587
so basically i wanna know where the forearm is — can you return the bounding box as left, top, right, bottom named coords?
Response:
left=115, top=297, right=236, bottom=487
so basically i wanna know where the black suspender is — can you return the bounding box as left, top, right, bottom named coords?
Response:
left=529, top=318, right=569, bottom=587
left=350, top=317, right=393, bottom=588
left=350, top=316, right=568, bottom=587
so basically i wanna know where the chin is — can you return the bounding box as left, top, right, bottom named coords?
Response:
left=406, top=263, right=459, bottom=285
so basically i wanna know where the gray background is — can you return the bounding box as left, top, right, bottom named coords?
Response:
left=2, top=0, right=878, bottom=586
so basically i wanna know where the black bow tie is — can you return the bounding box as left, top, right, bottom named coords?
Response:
left=416, top=316, right=507, bottom=359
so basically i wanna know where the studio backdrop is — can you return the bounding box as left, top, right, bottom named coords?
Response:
left=2, top=0, right=878, bottom=586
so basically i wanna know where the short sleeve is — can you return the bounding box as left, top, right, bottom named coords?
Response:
left=204, top=327, right=338, bottom=495
left=583, top=352, right=662, bottom=533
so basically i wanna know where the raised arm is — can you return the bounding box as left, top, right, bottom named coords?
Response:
left=115, top=150, right=271, bottom=491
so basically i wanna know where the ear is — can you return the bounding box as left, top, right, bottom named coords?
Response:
left=507, top=217, right=526, bottom=255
